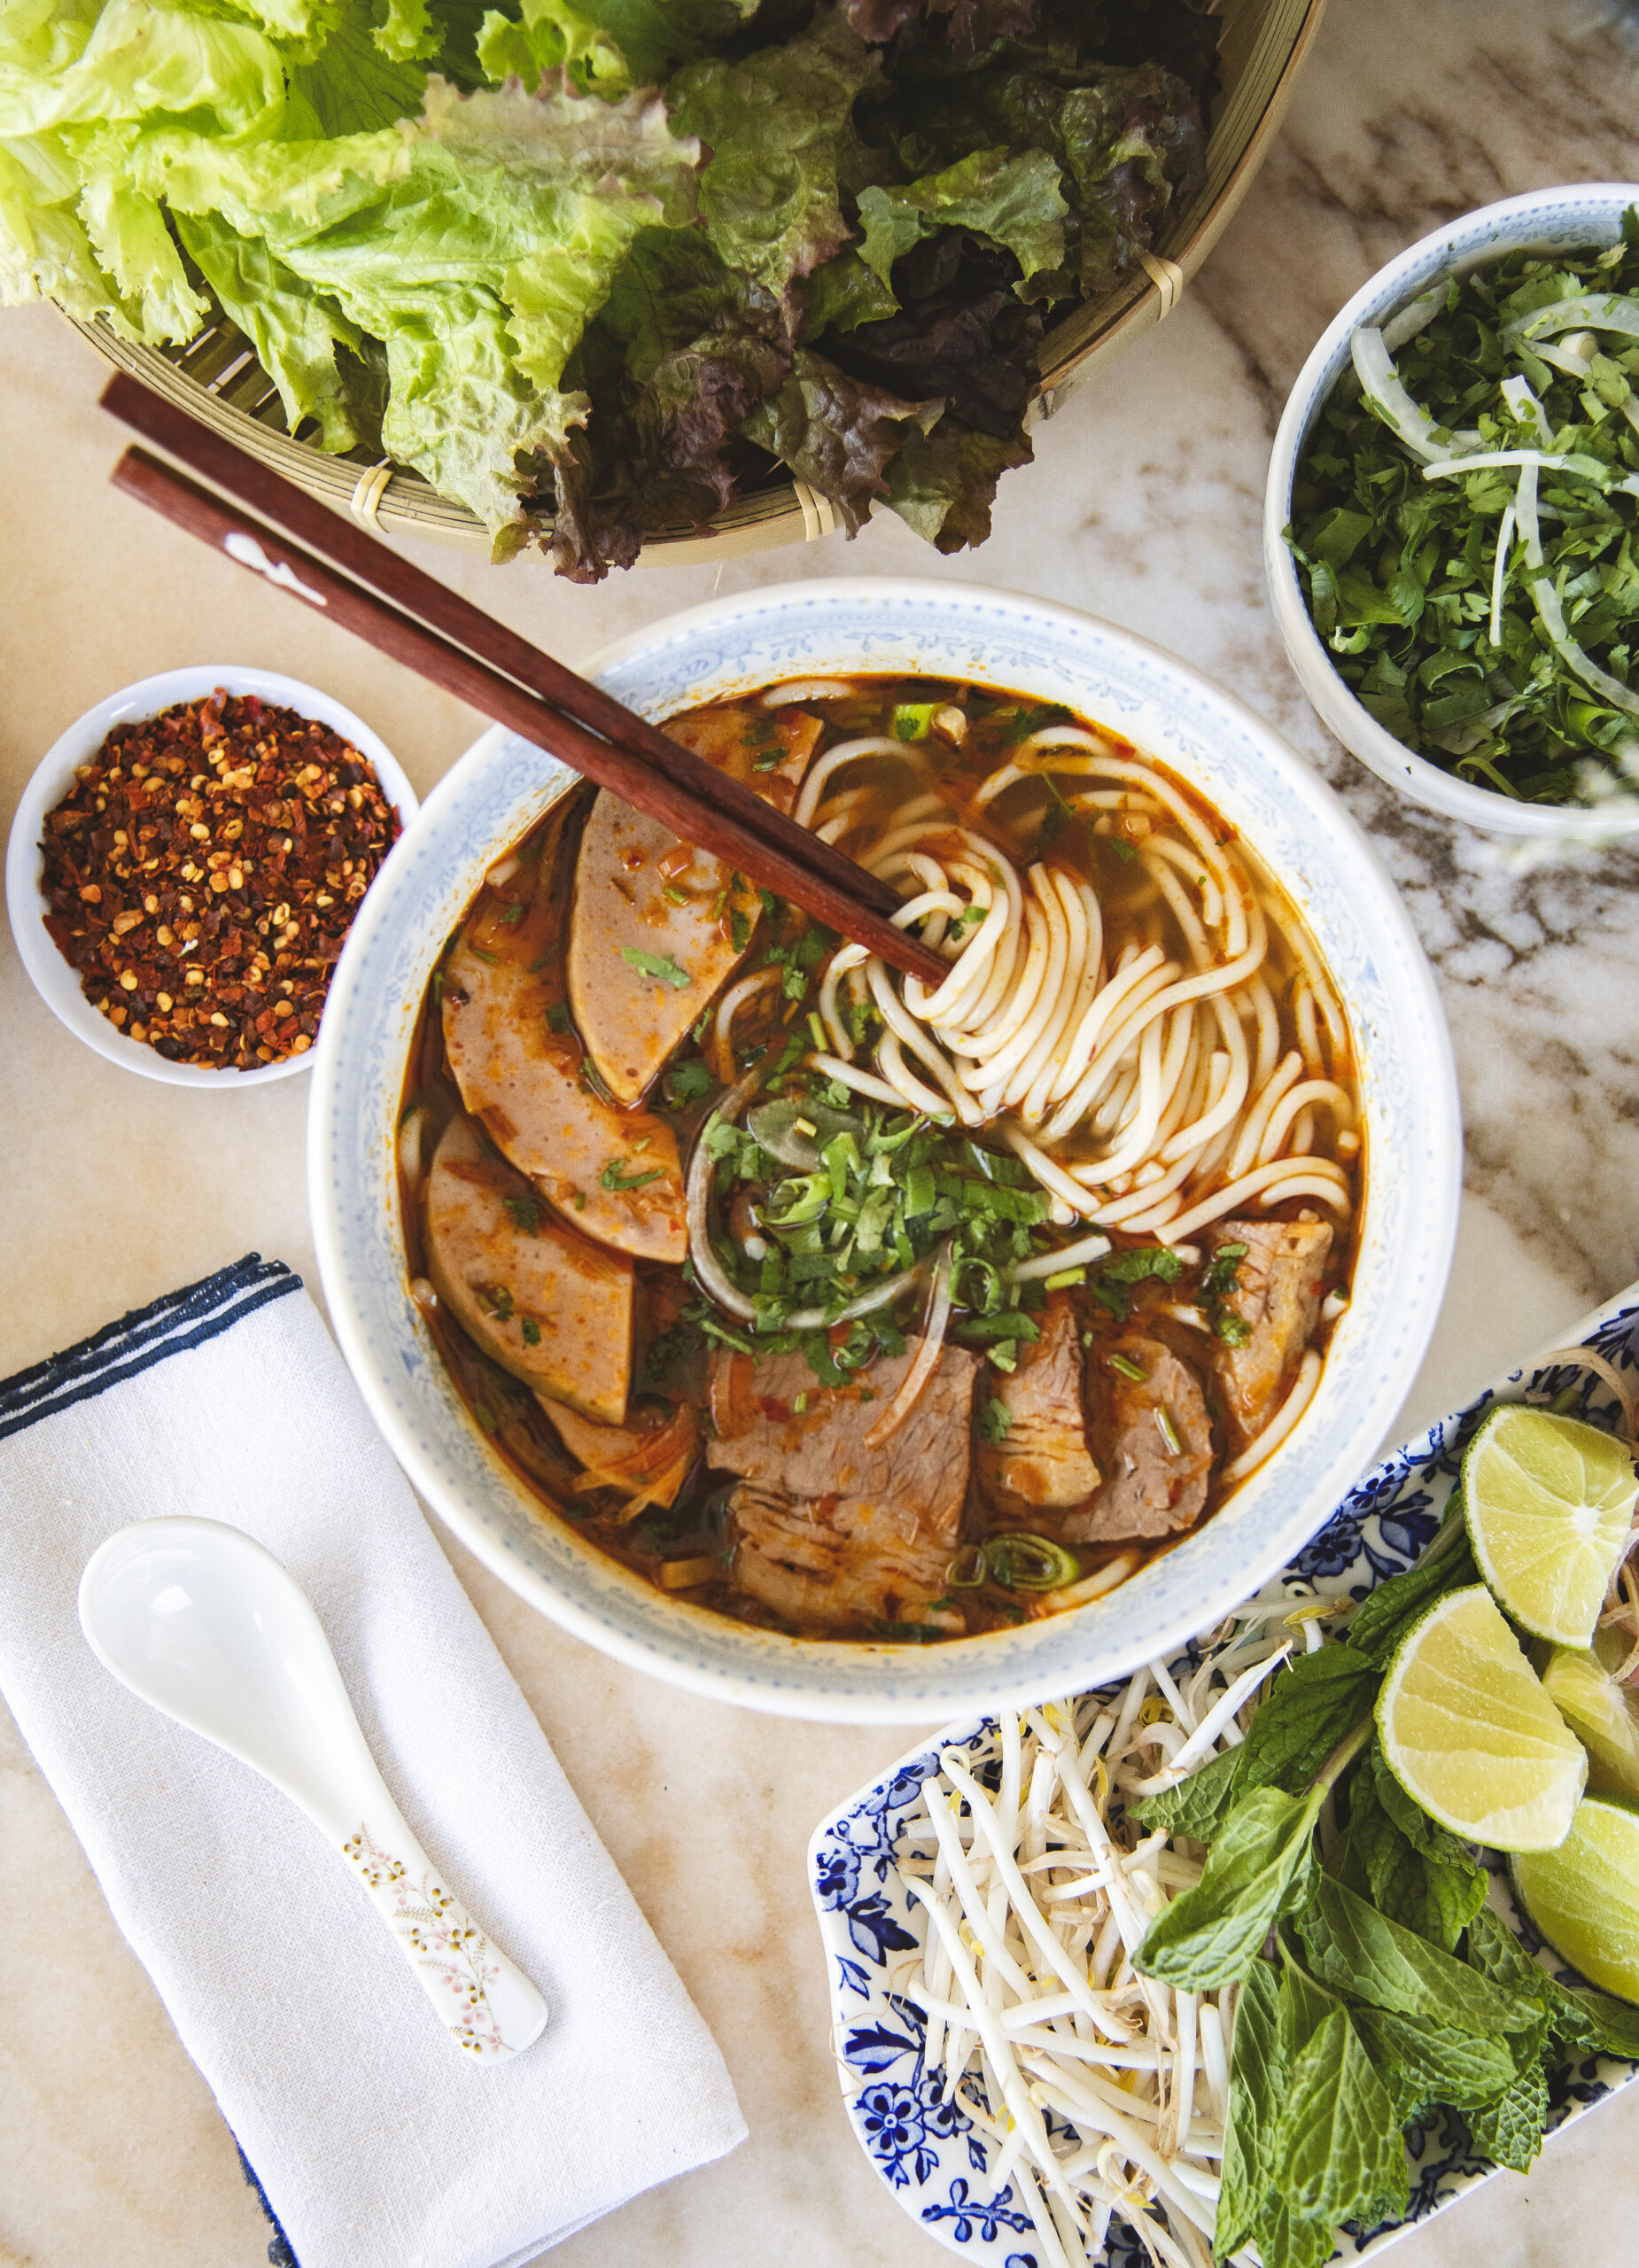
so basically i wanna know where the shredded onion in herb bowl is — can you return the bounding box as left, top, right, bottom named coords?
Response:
left=1263, top=183, right=1639, bottom=844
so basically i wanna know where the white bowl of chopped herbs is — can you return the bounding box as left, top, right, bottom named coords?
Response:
left=1265, top=184, right=1639, bottom=838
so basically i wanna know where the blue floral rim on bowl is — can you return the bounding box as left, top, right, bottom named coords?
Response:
left=809, top=1279, right=1639, bottom=2263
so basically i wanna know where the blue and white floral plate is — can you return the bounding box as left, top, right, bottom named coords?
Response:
left=810, top=1280, right=1639, bottom=2265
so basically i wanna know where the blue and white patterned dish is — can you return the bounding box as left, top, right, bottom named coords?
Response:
left=810, top=1280, right=1639, bottom=2263
left=1264, top=183, right=1639, bottom=840
left=308, top=577, right=1459, bottom=1724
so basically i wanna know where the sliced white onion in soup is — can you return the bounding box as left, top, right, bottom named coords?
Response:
left=684, top=1066, right=767, bottom=1324
left=759, top=679, right=857, bottom=706
left=780, top=1258, right=933, bottom=1336
left=863, top=1242, right=954, bottom=1449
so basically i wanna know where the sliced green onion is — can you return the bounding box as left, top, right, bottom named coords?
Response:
left=1109, top=1353, right=1148, bottom=1381
left=946, top=1543, right=988, bottom=1588
left=983, top=1533, right=1081, bottom=1591
left=1156, top=1406, right=1183, bottom=1456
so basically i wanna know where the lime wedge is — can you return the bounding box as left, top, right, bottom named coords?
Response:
left=1377, top=1584, right=1587, bottom=1851
left=1543, top=1643, right=1639, bottom=1799
left=1461, top=1405, right=1636, bottom=1645
left=1511, top=1793, right=1639, bottom=2002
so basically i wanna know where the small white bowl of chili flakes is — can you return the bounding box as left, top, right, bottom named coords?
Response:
left=6, top=665, right=417, bottom=1085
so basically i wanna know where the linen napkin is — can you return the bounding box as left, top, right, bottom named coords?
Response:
left=0, top=1254, right=745, bottom=2268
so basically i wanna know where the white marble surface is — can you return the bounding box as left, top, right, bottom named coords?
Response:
left=4, top=2, right=1639, bottom=2263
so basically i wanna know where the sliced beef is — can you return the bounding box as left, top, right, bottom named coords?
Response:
left=424, top=1116, right=633, bottom=1425
left=567, top=704, right=823, bottom=1105
left=1208, top=1218, right=1333, bottom=1450
left=705, top=1338, right=978, bottom=1629
left=978, top=1296, right=1100, bottom=1516
left=1067, top=1334, right=1214, bottom=1545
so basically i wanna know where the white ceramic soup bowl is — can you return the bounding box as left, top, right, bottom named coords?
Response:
left=6, top=664, right=418, bottom=1086
left=309, top=579, right=1461, bottom=1724
left=1265, top=183, right=1639, bottom=843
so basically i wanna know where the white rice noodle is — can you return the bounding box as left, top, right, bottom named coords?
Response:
left=1220, top=1348, right=1324, bottom=1485
left=1011, top=1227, right=1114, bottom=1282
left=804, top=1051, right=910, bottom=1109
left=792, top=737, right=908, bottom=828
left=713, top=965, right=784, bottom=1082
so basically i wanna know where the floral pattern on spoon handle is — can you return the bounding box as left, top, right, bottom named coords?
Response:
left=342, top=1817, right=548, bottom=2058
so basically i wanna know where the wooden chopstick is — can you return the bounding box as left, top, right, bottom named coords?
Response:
left=97, top=373, right=907, bottom=930
left=109, top=444, right=951, bottom=987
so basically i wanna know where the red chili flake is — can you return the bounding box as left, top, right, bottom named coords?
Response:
left=37, top=689, right=403, bottom=1070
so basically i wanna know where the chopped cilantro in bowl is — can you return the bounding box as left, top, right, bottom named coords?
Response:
left=1266, top=188, right=1639, bottom=836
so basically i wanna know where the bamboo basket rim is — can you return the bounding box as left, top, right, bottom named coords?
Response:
left=66, top=0, right=1326, bottom=564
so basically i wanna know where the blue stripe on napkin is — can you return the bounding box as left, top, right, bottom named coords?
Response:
left=0, top=1254, right=300, bottom=1443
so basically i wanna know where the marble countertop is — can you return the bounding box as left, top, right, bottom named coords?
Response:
left=4, top=2, right=1639, bottom=2263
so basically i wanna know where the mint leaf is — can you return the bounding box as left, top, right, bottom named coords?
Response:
left=1464, top=2059, right=1550, bottom=2172
left=1299, top=1878, right=1542, bottom=2036
left=1234, top=1644, right=1382, bottom=1797
left=620, top=946, right=691, bottom=990
left=1136, top=1783, right=1325, bottom=1991
left=1215, top=1956, right=1282, bottom=2262
left=1132, top=1746, right=1243, bottom=1842
left=1349, top=2003, right=1518, bottom=2124
left=1331, top=1745, right=1488, bottom=1950
left=1347, top=1534, right=1479, bottom=1665
left=1267, top=2008, right=1409, bottom=2229
left=1250, top=2199, right=1339, bottom=2268
left=1559, top=1984, right=1639, bottom=2060
left=1461, top=1904, right=1598, bottom=2062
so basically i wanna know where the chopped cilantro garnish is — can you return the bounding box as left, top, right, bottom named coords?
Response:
left=501, top=904, right=524, bottom=925
left=665, top=1058, right=714, bottom=1107
left=520, top=1317, right=541, bottom=1346
left=978, top=1397, right=1014, bottom=1445
left=730, top=904, right=753, bottom=952
left=892, top=701, right=937, bottom=741
left=544, top=1001, right=571, bottom=1032
left=1201, top=1240, right=1248, bottom=1299
left=1092, top=1244, right=1186, bottom=1319
left=620, top=946, right=691, bottom=989
left=998, top=701, right=1075, bottom=744
left=502, top=1193, right=541, bottom=1234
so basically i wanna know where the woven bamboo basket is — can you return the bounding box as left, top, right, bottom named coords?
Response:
left=69, top=0, right=1324, bottom=563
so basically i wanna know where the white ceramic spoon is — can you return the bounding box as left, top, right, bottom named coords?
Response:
left=79, top=1515, right=548, bottom=2061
